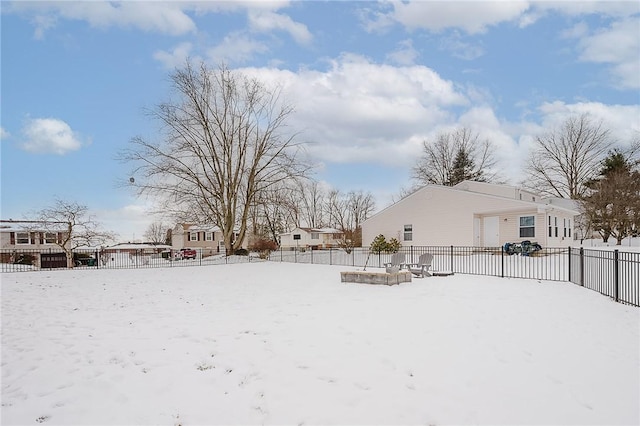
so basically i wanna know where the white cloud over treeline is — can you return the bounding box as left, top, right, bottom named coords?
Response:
left=20, top=117, right=88, bottom=155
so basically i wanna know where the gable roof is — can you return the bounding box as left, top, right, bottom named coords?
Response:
left=0, top=220, right=68, bottom=233
left=366, top=180, right=579, bottom=222
left=279, top=227, right=343, bottom=236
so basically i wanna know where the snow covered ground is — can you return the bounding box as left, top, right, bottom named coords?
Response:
left=2, top=262, right=638, bottom=425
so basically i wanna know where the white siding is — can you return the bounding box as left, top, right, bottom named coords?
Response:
left=362, top=185, right=579, bottom=248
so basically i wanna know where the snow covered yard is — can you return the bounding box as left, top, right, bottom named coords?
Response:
left=1, top=263, right=638, bottom=425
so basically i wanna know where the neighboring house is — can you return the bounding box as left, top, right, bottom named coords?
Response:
left=102, top=243, right=172, bottom=255
left=279, top=227, right=344, bottom=249
left=0, top=220, right=70, bottom=251
left=0, top=220, right=71, bottom=268
left=362, top=180, right=580, bottom=248
left=171, top=223, right=246, bottom=255
left=99, top=242, right=173, bottom=266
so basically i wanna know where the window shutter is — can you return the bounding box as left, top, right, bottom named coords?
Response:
left=30, top=232, right=37, bottom=245
left=10, top=232, right=15, bottom=245
left=40, top=232, right=44, bottom=244
left=57, top=232, right=63, bottom=244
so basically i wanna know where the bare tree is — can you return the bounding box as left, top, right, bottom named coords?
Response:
left=325, top=189, right=375, bottom=249
left=297, top=179, right=327, bottom=229
left=523, top=114, right=613, bottom=199
left=35, top=199, right=115, bottom=267
left=121, top=60, right=309, bottom=254
left=413, top=127, right=501, bottom=186
left=251, top=182, right=300, bottom=243
left=143, top=221, right=168, bottom=244
left=581, top=148, right=640, bottom=244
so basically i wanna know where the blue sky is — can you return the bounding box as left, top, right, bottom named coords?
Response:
left=2, top=1, right=639, bottom=241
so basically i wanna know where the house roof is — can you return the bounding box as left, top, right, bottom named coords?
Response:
left=365, top=180, right=580, bottom=222
left=105, top=243, right=172, bottom=250
left=0, top=220, right=68, bottom=233
left=279, top=227, right=343, bottom=236
left=174, top=223, right=241, bottom=232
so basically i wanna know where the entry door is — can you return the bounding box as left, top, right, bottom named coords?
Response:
left=483, top=216, right=499, bottom=247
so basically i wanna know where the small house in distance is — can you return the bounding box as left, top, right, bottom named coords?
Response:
left=279, top=227, right=344, bottom=249
left=362, top=180, right=580, bottom=248
left=171, top=223, right=246, bottom=256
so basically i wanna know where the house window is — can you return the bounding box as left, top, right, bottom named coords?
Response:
left=519, top=216, right=535, bottom=238
left=311, top=233, right=319, bottom=240
left=554, top=217, right=558, bottom=237
left=16, top=232, right=31, bottom=244
left=205, top=232, right=213, bottom=241
left=293, top=234, right=301, bottom=241
left=404, top=224, right=413, bottom=241
left=189, top=232, right=198, bottom=241
left=568, top=219, right=572, bottom=238
left=44, top=232, right=58, bottom=244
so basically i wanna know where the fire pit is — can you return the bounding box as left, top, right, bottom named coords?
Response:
left=340, top=269, right=412, bottom=286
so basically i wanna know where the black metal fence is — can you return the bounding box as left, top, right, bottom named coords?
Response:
left=0, top=248, right=257, bottom=272
left=268, top=246, right=570, bottom=281
left=569, top=247, right=639, bottom=307
left=2, top=245, right=638, bottom=307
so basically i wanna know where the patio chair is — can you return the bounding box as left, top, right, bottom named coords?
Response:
left=407, top=253, right=433, bottom=278
left=383, top=252, right=405, bottom=273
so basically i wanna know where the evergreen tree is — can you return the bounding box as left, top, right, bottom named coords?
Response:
left=449, top=147, right=480, bottom=185
left=581, top=149, right=640, bottom=244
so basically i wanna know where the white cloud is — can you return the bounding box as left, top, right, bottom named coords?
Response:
left=9, top=2, right=198, bottom=37
left=366, top=1, right=638, bottom=35
left=96, top=202, right=160, bottom=243
left=207, top=32, right=270, bottom=64
left=153, top=42, right=195, bottom=70
left=8, top=1, right=304, bottom=41
left=386, top=39, right=420, bottom=65
left=439, top=32, right=485, bottom=60
left=21, top=118, right=87, bottom=155
left=248, top=10, right=313, bottom=45
left=370, top=1, right=531, bottom=34
left=239, top=55, right=468, bottom=167
left=0, top=127, right=10, bottom=140
left=537, top=101, right=640, bottom=142
left=575, top=17, right=640, bottom=90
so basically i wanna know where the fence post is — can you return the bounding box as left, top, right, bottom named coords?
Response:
left=95, top=250, right=99, bottom=269
left=311, top=247, right=314, bottom=264
left=450, top=245, right=454, bottom=273
left=501, top=245, right=505, bottom=278
left=579, top=247, right=584, bottom=286
left=567, top=247, right=571, bottom=282
left=613, top=249, right=619, bottom=302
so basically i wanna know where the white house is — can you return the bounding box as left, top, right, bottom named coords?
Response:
left=279, top=227, right=344, bottom=249
left=362, top=181, right=580, bottom=248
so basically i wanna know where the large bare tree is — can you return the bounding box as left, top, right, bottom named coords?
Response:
left=523, top=114, right=613, bottom=199
left=413, top=127, right=501, bottom=187
left=122, top=61, right=309, bottom=254
left=35, top=199, right=115, bottom=267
